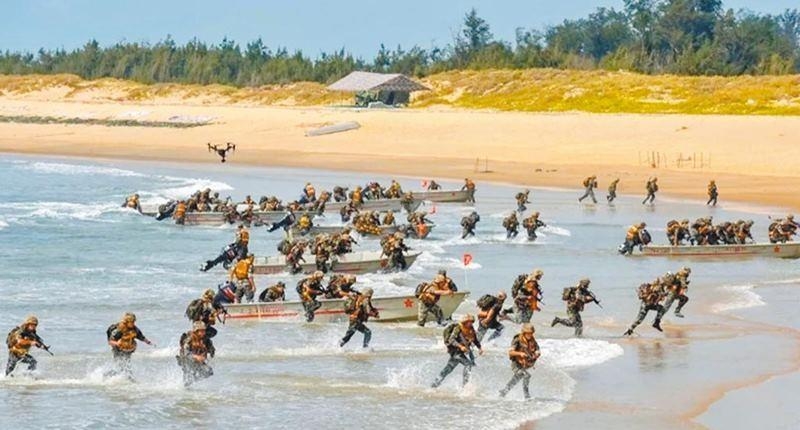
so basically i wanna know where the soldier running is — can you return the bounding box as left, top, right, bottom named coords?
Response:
left=658, top=267, right=691, bottom=319
left=298, top=271, right=326, bottom=322
left=707, top=180, right=718, bottom=206
left=607, top=178, right=620, bottom=203
left=339, top=288, right=379, bottom=348
left=5, top=316, right=50, bottom=376
left=578, top=175, right=598, bottom=204
left=522, top=211, right=546, bottom=241
left=551, top=278, right=601, bottom=336
left=503, top=212, right=520, bottom=239
left=177, top=322, right=215, bottom=387
left=105, top=312, right=154, bottom=379
left=499, top=323, right=540, bottom=400
left=431, top=314, right=483, bottom=388
left=476, top=291, right=507, bottom=342
left=415, top=276, right=454, bottom=327
left=624, top=279, right=666, bottom=336
left=460, top=211, right=480, bottom=239
left=515, top=189, right=531, bottom=212
left=642, top=177, right=658, bottom=205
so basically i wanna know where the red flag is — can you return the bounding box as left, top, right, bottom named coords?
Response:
left=421, top=180, right=429, bottom=189
left=430, top=205, right=437, bottom=214
left=462, top=253, right=473, bottom=266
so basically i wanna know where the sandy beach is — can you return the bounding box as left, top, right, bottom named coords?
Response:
left=0, top=87, right=798, bottom=212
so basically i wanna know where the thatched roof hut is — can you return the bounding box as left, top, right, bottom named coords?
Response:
left=328, top=71, right=429, bottom=106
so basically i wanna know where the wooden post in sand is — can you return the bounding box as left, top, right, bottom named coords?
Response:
left=693, top=153, right=697, bottom=169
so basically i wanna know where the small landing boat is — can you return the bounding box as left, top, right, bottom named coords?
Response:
left=635, top=242, right=800, bottom=259
left=224, top=291, right=469, bottom=322
left=252, top=250, right=423, bottom=275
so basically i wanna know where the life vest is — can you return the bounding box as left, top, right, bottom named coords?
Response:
left=352, top=190, right=362, bottom=203
left=465, top=179, right=475, bottom=190
left=305, top=185, right=316, bottom=198
left=174, top=202, right=187, bottom=218
left=7, top=328, right=35, bottom=357
left=416, top=223, right=429, bottom=238
left=510, top=334, right=539, bottom=367
left=116, top=326, right=139, bottom=352
left=582, top=177, right=591, bottom=187
left=626, top=226, right=639, bottom=241
left=232, top=260, right=251, bottom=280
left=299, top=216, right=311, bottom=229
left=418, top=283, right=438, bottom=305
left=126, top=196, right=139, bottom=208
left=238, top=230, right=250, bottom=244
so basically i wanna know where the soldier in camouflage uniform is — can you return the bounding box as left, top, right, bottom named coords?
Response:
left=339, top=288, right=379, bottom=348
left=476, top=291, right=507, bottom=342
left=578, top=175, right=598, bottom=204
left=607, top=178, right=619, bottom=203
left=624, top=279, right=666, bottom=335
left=298, top=271, right=326, bottom=322
left=503, top=212, right=520, bottom=239
left=642, top=177, right=658, bottom=205
left=258, top=282, right=286, bottom=302
left=499, top=323, right=540, bottom=399
left=105, top=312, right=153, bottom=379
left=657, top=267, right=690, bottom=319
left=416, top=276, right=454, bottom=327
left=431, top=314, right=483, bottom=388
left=515, top=189, right=531, bottom=212
left=551, top=278, right=600, bottom=337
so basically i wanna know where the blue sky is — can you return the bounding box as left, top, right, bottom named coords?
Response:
left=3, top=0, right=796, bottom=59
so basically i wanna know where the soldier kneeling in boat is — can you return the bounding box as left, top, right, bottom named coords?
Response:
left=339, top=288, right=379, bottom=348
left=105, top=312, right=153, bottom=380
left=258, top=282, right=286, bottom=302
left=326, top=274, right=357, bottom=299
left=297, top=271, right=326, bottom=322
left=431, top=314, right=482, bottom=388
left=177, top=322, right=214, bottom=387
left=499, top=323, right=540, bottom=400
left=122, top=193, right=142, bottom=213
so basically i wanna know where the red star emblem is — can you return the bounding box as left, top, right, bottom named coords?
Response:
left=403, top=298, right=414, bottom=308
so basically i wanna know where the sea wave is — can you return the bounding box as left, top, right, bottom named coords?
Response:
left=0, top=218, right=7, bottom=231
left=0, top=201, right=127, bottom=221
left=21, top=161, right=146, bottom=178
left=157, top=178, right=234, bottom=200
left=711, top=284, right=766, bottom=313
left=539, top=338, right=624, bottom=369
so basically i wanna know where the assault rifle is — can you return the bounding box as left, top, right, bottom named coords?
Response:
left=586, top=291, right=603, bottom=308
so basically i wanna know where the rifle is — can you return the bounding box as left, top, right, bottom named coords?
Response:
left=34, top=334, right=54, bottom=356
left=586, top=291, right=603, bottom=308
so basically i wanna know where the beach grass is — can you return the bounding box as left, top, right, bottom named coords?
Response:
left=0, top=114, right=210, bottom=128
left=2, top=70, right=800, bottom=115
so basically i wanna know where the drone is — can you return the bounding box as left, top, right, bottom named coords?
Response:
left=208, top=142, right=236, bottom=163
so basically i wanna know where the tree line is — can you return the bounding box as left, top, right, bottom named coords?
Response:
left=1, top=1, right=798, bottom=87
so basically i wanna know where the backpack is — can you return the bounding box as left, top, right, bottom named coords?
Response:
left=637, top=284, right=649, bottom=300
left=511, top=274, right=527, bottom=298
left=296, top=279, right=306, bottom=295
left=476, top=294, right=497, bottom=310
left=460, top=217, right=470, bottom=228
left=106, top=323, right=118, bottom=341
left=185, top=298, right=204, bottom=321
left=414, top=282, right=428, bottom=298
left=562, top=287, right=573, bottom=301
left=6, top=326, right=20, bottom=348
left=343, top=294, right=359, bottom=314
left=582, top=178, right=590, bottom=187
left=442, top=323, right=459, bottom=343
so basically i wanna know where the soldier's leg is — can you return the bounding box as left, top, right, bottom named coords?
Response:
left=487, top=321, right=504, bottom=342
left=18, top=354, right=37, bottom=372
left=432, top=355, right=459, bottom=387
left=589, top=188, right=597, bottom=203
left=340, top=321, right=358, bottom=346
left=303, top=301, right=315, bottom=322
left=626, top=303, right=649, bottom=333
left=359, top=324, right=372, bottom=348
left=476, top=323, right=488, bottom=343
left=6, top=353, right=20, bottom=376
left=458, top=354, right=474, bottom=386
left=432, top=305, right=444, bottom=325
left=573, top=311, right=584, bottom=337
left=500, top=364, right=525, bottom=397
left=417, top=304, right=429, bottom=327
left=675, top=295, right=689, bottom=316
left=521, top=368, right=532, bottom=399
left=657, top=294, right=676, bottom=320
left=652, top=305, right=665, bottom=331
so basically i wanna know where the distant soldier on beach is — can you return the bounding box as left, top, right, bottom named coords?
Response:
left=461, top=211, right=480, bottom=239
left=707, top=180, right=718, bottom=206
left=499, top=323, right=540, bottom=400
left=522, top=211, right=546, bottom=241
left=642, top=177, right=658, bottom=205
left=515, top=189, right=531, bottom=212
left=607, top=178, right=619, bottom=203
left=503, top=212, right=520, bottom=239
left=461, top=178, right=476, bottom=203
left=578, top=175, right=598, bottom=204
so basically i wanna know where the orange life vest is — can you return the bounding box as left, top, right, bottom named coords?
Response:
left=232, top=259, right=252, bottom=280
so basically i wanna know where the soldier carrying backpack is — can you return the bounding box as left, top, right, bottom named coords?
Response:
left=551, top=278, right=601, bottom=337
left=476, top=291, right=507, bottom=342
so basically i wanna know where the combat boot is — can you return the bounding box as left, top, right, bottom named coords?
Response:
left=652, top=320, right=663, bottom=332
left=674, top=311, right=685, bottom=318
left=623, top=328, right=633, bottom=336
left=550, top=317, right=559, bottom=327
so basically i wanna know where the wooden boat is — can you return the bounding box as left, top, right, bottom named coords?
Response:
left=636, top=242, right=800, bottom=259
left=412, top=189, right=473, bottom=203
left=223, top=291, right=469, bottom=322
left=252, top=250, right=423, bottom=275
left=322, top=198, right=422, bottom=214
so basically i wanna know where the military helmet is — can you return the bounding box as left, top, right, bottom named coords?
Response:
left=578, top=278, right=591, bottom=287
left=192, top=321, right=206, bottom=331
left=386, top=209, right=393, bottom=214
left=203, top=289, right=215, bottom=300
left=521, top=323, right=535, bottom=334
left=122, top=312, right=136, bottom=323
left=788, top=214, right=795, bottom=220
left=533, top=269, right=544, bottom=278
left=533, top=211, right=540, bottom=216
left=361, top=287, right=374, bottom=297
left=639, top=222, right=647, bottom=228
left=24, top=315, right=38, bottom=326
left=461, top=313, right=475, bottom=323
left=438, top=269, right=448, bottom=276
left=680, top=266, right=691, bottom=274
left=682, top=219, right=690, bottom=224
left=313, top=270, right=324, bottom=279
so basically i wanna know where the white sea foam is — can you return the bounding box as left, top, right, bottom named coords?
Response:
left=711, top=284, right=766, bottom=313
left=0, top=201, right=126, bottom=221
left=0, top=218, right=7, bottom=230
left=157, top=178, right=234, bottom=200
left=541, top=225, right=571, bottom=236
left=539, top=338, right=624, bottom=369
left=21, top=161, right=146, bottom=177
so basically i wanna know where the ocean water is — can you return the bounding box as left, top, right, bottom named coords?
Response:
left=0, top=155, right=798, bottom=430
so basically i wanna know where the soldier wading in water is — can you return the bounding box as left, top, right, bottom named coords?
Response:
left=431, top=314, right=483, bottom=388
left=105, top=312, right=154, bottom=380
left=499, top=323, right=540, bottom=400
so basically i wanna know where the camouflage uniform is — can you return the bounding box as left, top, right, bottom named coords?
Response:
left=551, top=280, right=597, bottom=336
left=5, top=317, right=44, bottom=376
left=625, top=282, right=665, bottom=335
left=431, top=318, right=482, bottom=388
left=340, top=289, right=378, bottom=348
left=657, top=269, right=690, bottom=319
left=476, top=294, right=506, bottom=342
left=177, top=323, right=214, bottom=387
left=499, top=326, right=540, bottom=400
left=578, top=176, right=598, bottom=203
left=607, top=179, right=619, bottom=202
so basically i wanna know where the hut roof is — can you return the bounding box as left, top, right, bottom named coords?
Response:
left=327, top=71, right=429, bottom=92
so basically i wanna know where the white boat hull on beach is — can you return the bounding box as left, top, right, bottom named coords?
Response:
left=149, top=210, right=304, bottom=226
left=323, top=198, right=422, bottom=213
left=413, top=189, right=472, bottom=203
left=637, top=242, right=800, bottom=258
left=293, top=224, right=435, bottom=239
left=223, top=292, right=469, bottom=322
left=252, top=250, right=422, bottom=275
